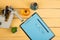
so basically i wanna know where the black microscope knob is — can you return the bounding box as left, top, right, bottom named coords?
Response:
left=33, top=2, right=37, bottom=6
left=0, top=22, right=2, bottom=25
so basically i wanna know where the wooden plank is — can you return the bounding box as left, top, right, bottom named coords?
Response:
left=0, top=8, right=60, bottom=27
left=51, top=28, right=60, bottom=40
left=12, top=9, right=60, bottom=19
left=14, top=9, right=60, bottom=27
left=0, top=19, right=59, bottom=40
left=50, top=28, right=60, bottom=37
left=11, top=18, right=60, bottom=28
left=0, top=38, right=29, bottom=40
left=0, top=26, right=60, bottom=40
left=0, top=8, right=60, bottom=18
left=0, top=27, right=29, bottom=40
left=52, top=37, right=60, bottom=40
left=0, top=0, right=60, bottom=40
left=36, top=9, right=60, bottom=18
left=0, top=0, right=60, bottom=8
left=43, top=18, right=60, bottom=27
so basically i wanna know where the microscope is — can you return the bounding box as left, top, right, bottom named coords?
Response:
left=0, top=6, right=23, bottom=28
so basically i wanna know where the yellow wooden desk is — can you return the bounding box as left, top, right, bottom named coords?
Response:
left=0, top=0, right=60, bottom=40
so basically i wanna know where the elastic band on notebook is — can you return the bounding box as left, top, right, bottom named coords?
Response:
left=37, top=19, right=49, bottom=33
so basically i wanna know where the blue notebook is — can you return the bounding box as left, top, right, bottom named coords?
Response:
left=20, top=12, right=54, bottom=40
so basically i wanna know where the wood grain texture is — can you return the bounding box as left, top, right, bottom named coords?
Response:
left=0, top=0, right=60, bottom=40
left=0, top=0, right=60, bottom=8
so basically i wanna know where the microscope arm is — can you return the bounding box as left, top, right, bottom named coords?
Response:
left=13, top=11, right=24, bottom=21
left=8, top=8, right=24, bottom=21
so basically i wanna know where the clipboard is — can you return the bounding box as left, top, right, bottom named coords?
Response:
left=20, top=12, right=54, bottom=40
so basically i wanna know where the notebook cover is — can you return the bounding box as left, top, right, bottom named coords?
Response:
left=20, top=12, right=54, bottom=40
